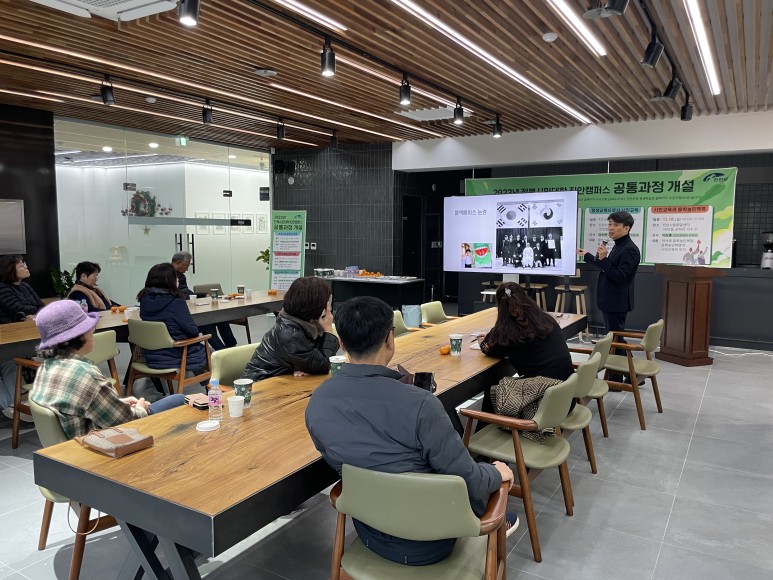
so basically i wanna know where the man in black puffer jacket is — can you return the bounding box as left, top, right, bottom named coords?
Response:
left=242, top=276, right=340, bottom=381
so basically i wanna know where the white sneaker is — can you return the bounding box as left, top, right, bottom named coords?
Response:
left=1, top=407, right=13, bottom=420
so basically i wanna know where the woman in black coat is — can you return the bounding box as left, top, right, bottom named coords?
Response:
left=0, top=255, right=44, bottom=324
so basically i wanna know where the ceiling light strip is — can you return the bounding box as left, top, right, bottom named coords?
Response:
left=0, top=87, right=63, bottom=102
left=545, top=0, right=607, bottom=57
left=683, top=0, right=721, bottom=95
left=73, top=154, right=158, bottom=163
left=0, top=34, right=406, bottom=140
left=390, top=0, right=592, bottom=124
left=268, top=0, right=347, bottom=32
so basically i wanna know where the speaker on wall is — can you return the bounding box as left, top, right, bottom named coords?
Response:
left=274, top=160, right=285, bottom=174
left=286, top=161, right=296, bottom=174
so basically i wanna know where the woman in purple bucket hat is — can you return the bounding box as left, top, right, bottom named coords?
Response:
left=30, top=300, right=184, bottom=440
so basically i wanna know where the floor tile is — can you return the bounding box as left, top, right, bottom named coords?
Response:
left=653, top=543, right=773, bottom=580
left=705, top=369, right=773, bottom=405
left=504, top=567, right=551, bottom=580
left=0, top=469, right=46, bottom=519
left=606, top=404, right=698, bottom=434
left=694, top=395, right=773, bottom=446
left=663, top=497, right=773, bottom=571
left=0, top=564, right=21, bottom=580
left=677, top=460, right=773, bottom=517
left=686, top=435, right=773, bottom=477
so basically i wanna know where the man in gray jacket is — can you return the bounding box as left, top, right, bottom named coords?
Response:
left=305, top=296, right=514, bottom=566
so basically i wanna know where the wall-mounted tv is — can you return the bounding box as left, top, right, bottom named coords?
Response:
left=0, top=200, right=26, bottom=254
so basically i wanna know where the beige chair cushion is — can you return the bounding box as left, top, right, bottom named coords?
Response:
left=560, top=404, right=592, bottom=431
left=130, top=361, right=179, bottom=375
left=604, top=354, right=660, bottom=377
left=587, top=377, right=609, bottom=398
left=468, top=424, right=571, bottom=470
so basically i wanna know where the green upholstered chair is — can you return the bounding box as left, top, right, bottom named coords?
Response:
left=329, top=464, right=508, bottom=580
left=84, top=330, right=122, bottom=394
left=560, top=353, right=602, bottom=474
left=29, top=399, right=117, bottom=580
left=420, top=301, right=459, bottom=327
left=603, top=319, right=665, bottom=430
left=193, top=282, right=252, bottom=342
left=570, top=332, right=614, bottom=437
left=125, top=319, right=212, bottom=396
left=211, top=342, right=259, bottom=387
left=461, top=374, right=578, bottom=563
left=393, top=310, right=421, bottom=338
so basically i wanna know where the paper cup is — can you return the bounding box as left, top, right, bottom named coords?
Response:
left=236, top=284, right=245, bottom=295
left=329, top=355, right=346, bottom=375
left=228, top=395, right=245, bottom=418
left=209, top=288, right=220, bottom=300
left=449, top=334, right=464, bottom=356
left=245, top=289, right=253, bottom=300
left=233, top=379, right=253, bottom=408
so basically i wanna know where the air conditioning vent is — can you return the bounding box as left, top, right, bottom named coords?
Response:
left=397, top=107, right=469, bottom=122
left=30, top=0, right=176, bottom=21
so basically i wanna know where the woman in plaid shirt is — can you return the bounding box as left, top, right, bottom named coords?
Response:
left=31, top=301, right=183, bottom=439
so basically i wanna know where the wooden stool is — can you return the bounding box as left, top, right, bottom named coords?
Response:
left=520, top=283, right=548, bottom=310
left=554, top=271, right=590, bottom=339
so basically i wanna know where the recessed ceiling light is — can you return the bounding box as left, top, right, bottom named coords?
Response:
left=228, top=154, right=236, bottom=159
left=102, top=146, right=113, bottom=152
left=542, top=32, right=558, bottom=42
left=148, top=142, right=159, bottom=148
left=255, top=68, right=278, bottom=77
left=145, top=96, right=157, bottom=104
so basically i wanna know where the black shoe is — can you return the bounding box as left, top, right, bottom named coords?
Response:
left=624, top=376, right=646, bottom=386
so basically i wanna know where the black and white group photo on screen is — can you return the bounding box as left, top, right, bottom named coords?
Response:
left=495, top=200, right=564, bottom=271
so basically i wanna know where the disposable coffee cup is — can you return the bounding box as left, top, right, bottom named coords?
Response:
left=449, top=334, right=464, bottom=356
left=329, top=355, right=346, bottom=375
left=236, top=284, right=245, bottom=295
left=233, top=378, right=253, bottom=408
left=210, top=288, right=219, bottom=300
left=228, top=395, right=245, bottom=418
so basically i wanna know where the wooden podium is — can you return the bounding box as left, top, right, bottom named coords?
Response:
left=654, top=265, right=725, bottom=366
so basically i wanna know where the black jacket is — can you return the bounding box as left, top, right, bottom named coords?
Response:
left=0, top=281, right=44, bottom=324
left=139, top=288, right=206, bottom=370
left=241, top=312, right=339, bottom=381
left=584, top=234, right=640, bottom=313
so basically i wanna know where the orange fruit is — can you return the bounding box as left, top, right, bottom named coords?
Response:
left=118, top=306, right=127, bottom=312
left=439, top=345, right=451, bottom=355
left=110, top=306, right=118, bottom=313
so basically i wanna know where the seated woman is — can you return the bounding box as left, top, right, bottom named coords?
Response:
left=477, top=282, right=574, bottom=381
left=67, top=261, right=119, bottom=312
left=30, top=301, right=184, bottom=439
left=0, top=255, right=44, bottom=324
left=242, top=276, right=340, bottom=381
left=138, top=263, right=207, bottom=374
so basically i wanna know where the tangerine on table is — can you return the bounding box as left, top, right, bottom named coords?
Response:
left=439, top=345, right=451, bottom=355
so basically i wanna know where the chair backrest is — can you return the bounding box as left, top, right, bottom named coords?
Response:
left=531, top=374, right=578, bottom=430
left=127, top=319, right=175, bottom=350
left=29, top=399, right=69, bottom=447
left=393, top=310, right=410, bottom=337
left=193, top=283, right=223, bottom=295
left=85, top=330, right=119, bottom=366
left=211, top=343, right=259, bottom=386
left=574, top=352, right=601, bottom=399
left=641, top=319, right=665, bottom=353
left=592, top=332, right=614, bottom=368
left=336, top=464, right=481, bottom=541
left=421, top=301, right=448, bottom=324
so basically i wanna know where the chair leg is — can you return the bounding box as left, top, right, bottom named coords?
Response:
left=582, top=426, right=598, bottom=474
left=69, top=504, right=91, bottom=580
left=330, top=512, right=346, bottom=580
left=512, top=463, right=541, bottom=562
left=651, top=375, right=663, bottom=413
left=11, top=406, right=20, bottom=450
left=557, top=461, right=574, bottom=516
left=125, top=369, right=135, bottom=398
left=166, top=380, right=176, bottom=396
left=38, top=499, right=55, bottom=550
left=630, top=372, right=646, bottom=430
left=595, top=396, right=609, bottom=438
left=244, top=321, right=252, bottom=343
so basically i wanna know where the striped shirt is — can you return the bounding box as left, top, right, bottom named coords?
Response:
left=30, top=355, right=147, bottom=439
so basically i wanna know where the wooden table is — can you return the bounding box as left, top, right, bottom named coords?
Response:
left=0, top=291, right=285, bottom=359
left=33, top=310, right=585, bottom=579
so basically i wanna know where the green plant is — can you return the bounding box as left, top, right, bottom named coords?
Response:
left=50, top=266, right=76, bottom=297
left=256, top=248, right=270, bottom=270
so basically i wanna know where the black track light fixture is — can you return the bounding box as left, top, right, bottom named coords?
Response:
left=663, top=71, right=682, bottom=100
left=453, top=97, right=464, bottom=125
left=178, top=0, right=200, bottom=27
left=276, top=119, right=285, bottom=140
left=399, top=74, right=411, bottom=106
left=492, top=114, right=502, bottom=138
left=321, top=37, right=335, bottom=77
left=681, top=92, right=693, bottom=121
left=202, top=99, right=213, bottom=124
left=641, top=31, right=664, bottom=68
left=603, top=0, right=629, bottom=16
left=330, top=130, right=338, bottom=149
left=100, top=75, right=115, bottom=106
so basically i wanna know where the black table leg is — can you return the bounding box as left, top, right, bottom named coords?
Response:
left=118, top=521, right=170, bottom=580
left=158, top=537, right=202, bottom=580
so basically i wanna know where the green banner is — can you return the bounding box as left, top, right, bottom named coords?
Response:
left=269, top=211, right=306, bottom=290
left=466, top=168, right=737, bottom=267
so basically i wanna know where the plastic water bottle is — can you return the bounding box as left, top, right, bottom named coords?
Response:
left=208, top=379, right=223, bottom=421
left=80, top=299, right=88, bottom=313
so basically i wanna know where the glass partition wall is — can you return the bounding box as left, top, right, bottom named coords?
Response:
left=55, top=119, right=271, bottom=306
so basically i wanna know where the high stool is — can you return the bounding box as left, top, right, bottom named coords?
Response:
left=520, top=283, right=548, bottom=310
left=554, top=270, right=590, bottom=340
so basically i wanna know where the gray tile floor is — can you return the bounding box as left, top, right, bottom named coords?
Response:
left=2, top=315, right=773, bottom=579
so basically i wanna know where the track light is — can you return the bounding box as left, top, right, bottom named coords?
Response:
left=202, top=99, right=213, bottom=124
left=100, top=76, right=115, bottom=105
left=663, top=72, right=682, bottom=100
left=178, top=0, right=200, bottom=26
left=399, top=74, right=411, bottom=106
left=681, top=94, right=693, bottom=121
left=641, top=32, right=664, bottom=68
left=276, top=120, right=285, bottom=140
left=453, top=97, right=464, bottom=125
left=330, top=130, right=338, bottom=149
left=603, top=0, right=629, bottom=16
left=492, top=114, right=502, bottom=138
left=321, top=38, right=335, bottom=77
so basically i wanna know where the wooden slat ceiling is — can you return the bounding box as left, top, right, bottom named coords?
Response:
left=0, top=0, right=769, bottom=152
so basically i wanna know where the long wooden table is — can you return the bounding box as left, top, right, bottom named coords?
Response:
left=0, top=290, right=285, bottom=359
left=33, top=310, right=585, bottom=579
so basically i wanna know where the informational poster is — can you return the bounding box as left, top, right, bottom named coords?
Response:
left=269, top=211, right=306, bottom=290
left=465, top=168, right=737, bottom=267
left=444, top=191, right=578, bottom=276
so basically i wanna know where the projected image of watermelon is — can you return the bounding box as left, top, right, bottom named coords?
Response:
left=472, top=243, right=492, bottom=268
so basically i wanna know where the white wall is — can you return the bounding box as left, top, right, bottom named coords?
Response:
left=392, top=110, right=773, bottom=172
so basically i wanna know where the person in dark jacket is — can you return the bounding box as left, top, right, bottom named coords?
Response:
left=0, top=255, right=44, bottom=324
left=67, top=261, right=119, bottom=312
left=137, top=263, right=207, bottom=373
left=241, top=276, right=339, bottom=381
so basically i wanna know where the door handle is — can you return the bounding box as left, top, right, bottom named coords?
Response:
left=188, top=233, right=196, bottom=274
left=174, top=233, right=183, bottom=252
